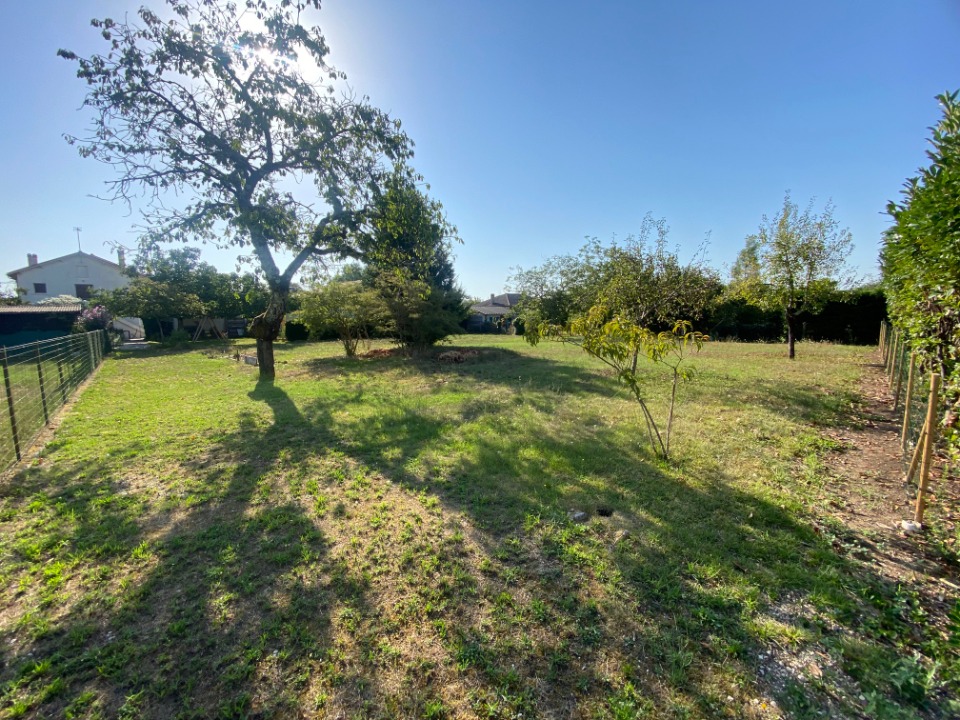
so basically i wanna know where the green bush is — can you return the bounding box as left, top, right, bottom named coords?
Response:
left=707, top=287, right=886, bottom=345
left=883, top=90, right=960, bottom=461
left=283, top=321, right=310, bottom=342
left=163, top=329, right=191, bottom=346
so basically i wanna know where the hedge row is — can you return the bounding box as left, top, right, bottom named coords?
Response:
left=882, top=90, right=960, bottom=460
left=706, top=287, right=886, bottom=345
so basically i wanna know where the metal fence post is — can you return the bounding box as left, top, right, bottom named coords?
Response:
left=35, top=344, right=49, bottom=425
left=1, top=347, right=22, bottom=462
left=57, top=358, right=67, bottom=405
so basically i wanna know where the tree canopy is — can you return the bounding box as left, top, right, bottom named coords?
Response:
left=364, top=173, right=468, bottom=353
left=129, top=245, right=270, bottom=319
left=731, top=194, right=854, bottom=359
left=60, top=0, right=413, bottom=377
left=511, top=219, right=719, bottom=370
left=512, top=218, right=718, bottom=331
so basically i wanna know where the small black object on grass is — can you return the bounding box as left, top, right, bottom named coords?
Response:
left=596, top=506, right=614, bottom=517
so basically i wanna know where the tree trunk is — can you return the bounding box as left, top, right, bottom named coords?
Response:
left=250, top=288, right=287, bottom=380
left=786, top=309, right=796, bottom=359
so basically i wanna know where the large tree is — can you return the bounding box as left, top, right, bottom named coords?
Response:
left=365, top=173, right=468, bottom=353
left=731, top=194, right=854, bottom=359
left=59, top=0, right=411, bottom=378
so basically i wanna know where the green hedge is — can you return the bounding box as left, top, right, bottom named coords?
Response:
left=882, top=90, right=960, bottom=462
left=707, top=287, right=886, bottom=345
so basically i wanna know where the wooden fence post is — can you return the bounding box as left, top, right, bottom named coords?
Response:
left=1, top=347, right=21, bottom=462
left=900, top=353, right=917, bottom=450
left=892, top=340, right=906, bottom=410
left=884, top=328, right=894, bottom=375
left=914, top=373, right=942, bottom=525
left=891, top=330, right=901, bottom=382
left=904, top=423, right=927, bottom=486
left=889, top=331, right=899, bottom=383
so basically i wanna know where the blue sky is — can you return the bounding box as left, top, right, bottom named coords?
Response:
left=2, top=1, right=958, bottom=299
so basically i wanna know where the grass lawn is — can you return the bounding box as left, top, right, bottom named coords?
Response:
left=0, top=336, right=956, bottom=719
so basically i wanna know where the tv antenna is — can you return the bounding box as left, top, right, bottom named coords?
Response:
left=73, top=226, right=82, bottom=252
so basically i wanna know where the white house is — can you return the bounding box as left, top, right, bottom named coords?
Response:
left=6, top=250, right=130, bottom=303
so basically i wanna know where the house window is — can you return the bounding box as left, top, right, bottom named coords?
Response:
left=75, top=284, right=93, bottom=300
left=33, top=283, right=47, bottom=293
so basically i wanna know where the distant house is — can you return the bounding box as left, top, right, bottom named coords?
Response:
left=6, top=250, right=130, bottom=304
left=466, top=292, right=521, bottom=332
left=0, top=304, right=85, bottom=346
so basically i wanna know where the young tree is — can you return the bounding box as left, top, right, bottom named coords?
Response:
left=299, top=280, right=388, bottom=357
left=59, top=0, right=412, bottom=378
left=527, top=305, right=707, bottom=459
left=732, top=194, right=854, bottom=359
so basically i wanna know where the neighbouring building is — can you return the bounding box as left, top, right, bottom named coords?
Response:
left=0, top=304, right=85, bottom=346
left=466, top=292, right=521, bottom=332
left=6, top=250, right=130, bottom=304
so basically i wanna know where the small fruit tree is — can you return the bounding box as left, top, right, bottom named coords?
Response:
left=527, top=303, right=707, bottom=459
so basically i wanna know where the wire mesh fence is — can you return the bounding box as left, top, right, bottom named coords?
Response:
left=1, top=330, right=107, bottom=470
left=881, top=321, right=922, bottom=462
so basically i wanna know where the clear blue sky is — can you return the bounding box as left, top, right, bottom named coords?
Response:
left=2, top=1, right=958, bottom=299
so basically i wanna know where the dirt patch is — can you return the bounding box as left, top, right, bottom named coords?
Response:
left=818, top=356, right=959, bottom=584
left=356, top=347, right=403, bottom=360
left=809, top=355, right=960, bottom=685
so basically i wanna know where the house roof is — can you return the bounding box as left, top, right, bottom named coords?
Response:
left=470, top=292, right=521, bottom=314
left=0, top=304, right=83, bottom=314
left=471, top=304, right=510, bottom=316
left=7, top=251, right=122, bottom=280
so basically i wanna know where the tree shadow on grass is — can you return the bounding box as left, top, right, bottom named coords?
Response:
left=0, top=352, right=947, bottom=719
left=711, top=375, right=862, bottom=429
left=289, top=351, right=944, bottom=717
left=0, top=379, right=370, bottom=718
left=295, top=349, right=948, bottom=716
left=304, top=345, right=625, bottom=401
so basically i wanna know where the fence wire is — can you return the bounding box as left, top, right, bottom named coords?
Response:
left=1, top=330, right=107, bottom=470
left=882, top=320, right=932, bottom=468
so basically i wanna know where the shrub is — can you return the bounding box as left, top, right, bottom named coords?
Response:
left=284, top=321, right=310, bottom=342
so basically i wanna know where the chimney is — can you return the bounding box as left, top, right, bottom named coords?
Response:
left=117, top=248, right=125, bottom=269
left=490, top=293, right=495, bottom=302
left=27, top=253, right=38, bottom=267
